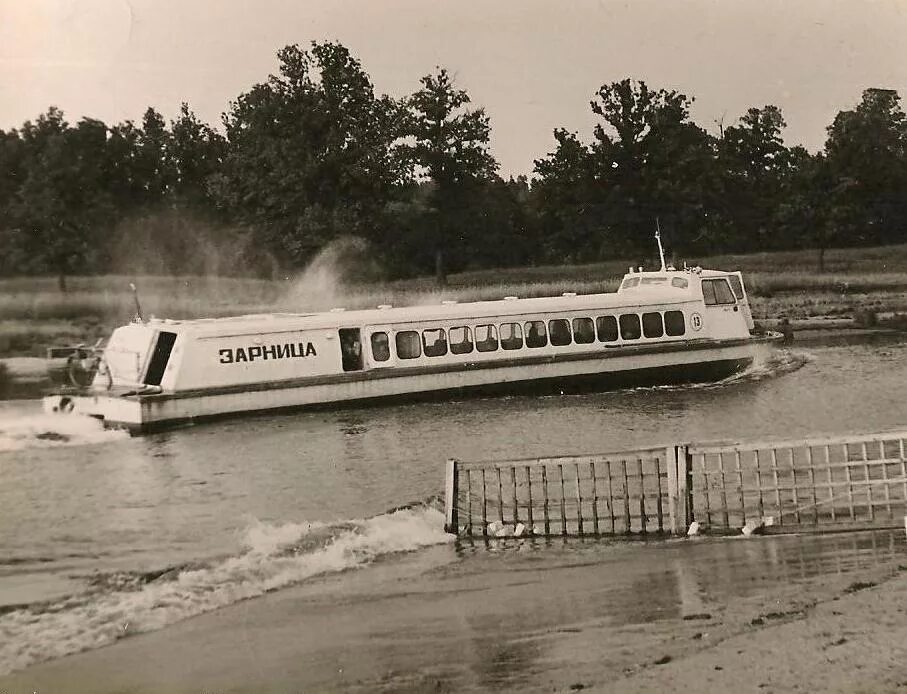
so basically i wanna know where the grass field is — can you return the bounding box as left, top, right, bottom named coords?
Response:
left=2, top=244, right=907, bottom=356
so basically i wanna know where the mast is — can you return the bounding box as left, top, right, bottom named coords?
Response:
left=655, top=219, right=667, bottom=272
left=129, top=282, right=144, bottom=323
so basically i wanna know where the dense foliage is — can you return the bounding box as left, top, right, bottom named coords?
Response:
left=1, top=42, right=905, bottom=286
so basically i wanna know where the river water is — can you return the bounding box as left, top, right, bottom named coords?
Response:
left=1, top=333, right=907, bottom=675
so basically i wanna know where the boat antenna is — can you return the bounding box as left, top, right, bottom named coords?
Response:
left=655, top=219, right=667, bottom=272
left=129, top=282, right=144, bottom=323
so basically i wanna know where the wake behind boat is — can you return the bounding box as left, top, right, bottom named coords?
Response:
left=43, top=242, right=780, bottom=432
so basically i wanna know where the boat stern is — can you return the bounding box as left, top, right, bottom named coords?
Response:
left=42, top=390, right=146, bottom=432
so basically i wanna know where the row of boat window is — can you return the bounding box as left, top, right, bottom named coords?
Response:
left=369, top=310, right=687, bottom=361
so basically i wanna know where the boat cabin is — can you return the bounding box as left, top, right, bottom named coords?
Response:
left=618, top=266, right=754, bottom=331
left=91, top=264, right=753, bottom=395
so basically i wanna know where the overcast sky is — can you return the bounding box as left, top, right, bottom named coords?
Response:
left=2, top=0, right=905, bottom=176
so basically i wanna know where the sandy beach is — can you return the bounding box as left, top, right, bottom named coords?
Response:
left=1, top=530, right=905, bottom=694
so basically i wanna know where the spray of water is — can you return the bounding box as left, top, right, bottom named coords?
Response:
left=278, top=236, right=385, bottom=312
left=0, top=410, right=129, bottom=452
left=0, top=507, right=452, bottom=675
left=110, top=209, right=275, bottom=279
left=721, top=345, right=814, bottom=385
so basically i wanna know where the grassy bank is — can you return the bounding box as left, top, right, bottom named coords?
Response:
left=2, top=244, right=907, bottom=356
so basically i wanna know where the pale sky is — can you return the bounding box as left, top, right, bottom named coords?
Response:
left=1, top=0, right=905, bottom=176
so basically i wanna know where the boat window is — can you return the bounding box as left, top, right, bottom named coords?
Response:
left=715, top=280, right=736, bottom=304
left=395, top=330, right=421, bottom=359
left=620, top=277, right=640, bottom=290
left=548, top=318, right=571, bottom=346
left=702, top=278, right=736, bottom=306
left=422, top=328, right=448, bottom=357
left=525, top=321, right=548, bottom=348
left=664, top=310, right=685, bottom=336
left=449, top=326, right=474, bottom=355
left=499, top=322, right=523, bottom=350
left=619, top=314, right=641, bottom=340
left=671, top=277, right=689, bottom=289
left=641, top=277, right=666, bottom=285
left=339, top=328, right=363, bottom=371
left=596, top=315, right=618, bottom=342
left=572, top=317, right=595, bottom=344
left=728, top=275, right=745, bottom=299
left=475, top=324, right=498, bottom=352
left=642, top=312, right=664, bottom=338
left=371, top=332, right=390, bottom=362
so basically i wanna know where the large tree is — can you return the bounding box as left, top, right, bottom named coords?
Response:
left=823, top=88, right=907, bottom=246
left=0, top=127, right=29, bottom=275
left=169, top=103, right=226, bottom=210
left=715, top=105, right=797, bottom=251
left=10, top=110, right=117, bottom=288
left=533, top=79, right=716, bottom=262
left=530, top=129, right=603, bottom=262
left=402, top=67, right=498, bottom=282
left=773, top=149, right=846, bottom=271
left=134, top=107, right=173, bottom=207
left=211, top=42, right=405, bottom=267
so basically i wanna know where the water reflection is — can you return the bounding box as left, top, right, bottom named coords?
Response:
left=456, top=529, right=904, bottom=629
left=442, top=530, right=905, bottom=691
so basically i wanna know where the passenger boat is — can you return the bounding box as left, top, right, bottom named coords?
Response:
left=43, top=239, right=779, bottom=432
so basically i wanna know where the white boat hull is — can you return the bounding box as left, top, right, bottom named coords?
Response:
left=43, top=339, right=759, bottom=432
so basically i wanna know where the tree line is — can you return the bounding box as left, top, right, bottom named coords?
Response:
left=1, top=41, right=906, bottom=288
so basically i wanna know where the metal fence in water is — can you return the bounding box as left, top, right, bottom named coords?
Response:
left=444, top=447, right=687, bottom=537
left=444, top=429, right=907, bottom=537
left=689, top=431, right=907, bottom=532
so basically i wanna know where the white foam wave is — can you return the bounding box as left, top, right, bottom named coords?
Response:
left=632, top=348, right=813, bottom=394
left=0, top=507, right=452, bottom=675
left=0, top=412, right=129, bottom=453
left=239, top=516, right=328, bottom=556
left=724, top=348, right=813, bottom=384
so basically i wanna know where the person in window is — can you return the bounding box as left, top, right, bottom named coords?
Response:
left=526, top=322, right=546, bottom=347
left=371, top=333, right=390, bottom=362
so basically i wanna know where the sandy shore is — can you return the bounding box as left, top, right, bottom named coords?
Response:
left=1, top=531, right=905, bottom=694
left=600, top=571, right=907, bottom=694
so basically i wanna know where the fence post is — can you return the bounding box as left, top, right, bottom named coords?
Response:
left=444, top=458, right=459, bottom=534
left=667, top=447, right=679, bottom=534
left=668, top=445, right=690, bottom=534
left=678, top=445, right=691, bottom=530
